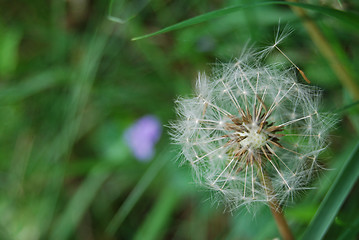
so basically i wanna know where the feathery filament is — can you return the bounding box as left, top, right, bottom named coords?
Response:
left=170, top=49, right=335, bottom=210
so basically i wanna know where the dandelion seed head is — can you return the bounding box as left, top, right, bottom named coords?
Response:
left=169, top=45, right=336, bottom=211
left=240, top=127, right=267, bottom=149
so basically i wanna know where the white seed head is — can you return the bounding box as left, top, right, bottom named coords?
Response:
left=170, top=48, right=336, bottom=211
left=240, top=127, right=267, bottom=149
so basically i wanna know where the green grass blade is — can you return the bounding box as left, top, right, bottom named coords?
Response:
left=0, top=28, right=22, bottom=76
left=301, top=139, right=359, bottom=240
left=105, top=149, right=170, bottom=236
left=132, top=1, right=359, bottom=41
left=40, top=32, right=110, bottom=238
left=334, top=100, right=359, bottom=114
left=133, top=186, right=181, bottom=240
left=287, top=2, right=359, bottom=28
left=0, top=68, right=67, bottom=104
left=107, top=0, right=150, bottom=24
left=337, top=217, right=359, bottom=240
left=49, top=163, right=113, bottom=240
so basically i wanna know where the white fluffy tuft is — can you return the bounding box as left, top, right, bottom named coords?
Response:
left=170, top=46, right=336, bottom=211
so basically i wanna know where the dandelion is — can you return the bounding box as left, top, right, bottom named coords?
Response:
left=170, top=44, right=336, bottom=239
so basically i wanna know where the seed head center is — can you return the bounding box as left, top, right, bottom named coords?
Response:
left=240, top=126, right=267, bottom=149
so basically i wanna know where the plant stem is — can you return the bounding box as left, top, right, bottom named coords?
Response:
left=261, top=170, right=295, bottom=240
left=269, top=199, right=295, bottom=240
left=286, top=0, right=359, bottom=100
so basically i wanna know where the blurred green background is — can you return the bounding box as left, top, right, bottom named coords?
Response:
left=0, top=0, right=358, bottom=239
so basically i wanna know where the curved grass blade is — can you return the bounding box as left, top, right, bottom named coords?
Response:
left=334, top=100, right=359, bottom=114
left=301, top=139, right=359, bottom=240
left=132, top=1, right=359, bottom=41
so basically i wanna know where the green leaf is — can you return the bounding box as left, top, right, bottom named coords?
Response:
left=301, top=139, right=359, bottom=240
left=131, top=1, right=359, bottom=41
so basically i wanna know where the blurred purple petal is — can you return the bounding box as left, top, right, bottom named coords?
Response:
left=124, top=115, right=162, bottom=161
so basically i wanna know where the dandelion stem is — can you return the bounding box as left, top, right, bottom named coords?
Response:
left=269, top=199, right=295, bottom=240
left=262, top=171, right=295, bottom=240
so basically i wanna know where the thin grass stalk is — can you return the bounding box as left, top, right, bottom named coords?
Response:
left=286, top=0, right=359, bottom=100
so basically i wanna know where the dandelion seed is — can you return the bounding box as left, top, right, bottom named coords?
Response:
left=259, top=24, right=311, bottom=84
left=170, top=47, right=336, bottom=210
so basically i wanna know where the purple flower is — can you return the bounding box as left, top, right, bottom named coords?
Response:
left=124, top=115, right=162, bottom=161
